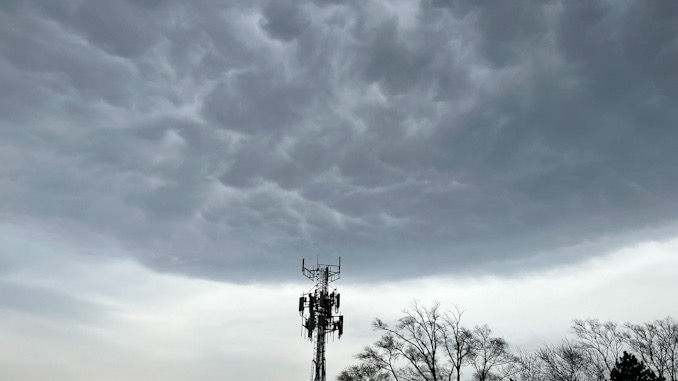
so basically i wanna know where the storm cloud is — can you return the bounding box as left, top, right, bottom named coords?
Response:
left=1, top=0, right=677, bottom=281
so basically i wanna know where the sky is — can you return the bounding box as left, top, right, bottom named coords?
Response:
left=0, top=0, right=677, bottom=380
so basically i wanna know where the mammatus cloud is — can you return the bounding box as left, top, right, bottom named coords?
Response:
left=1, top=1, right=677, bottom=281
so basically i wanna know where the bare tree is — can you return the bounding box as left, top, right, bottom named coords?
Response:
left=512, top=317, right=678, bottom=381
left=514, top=350, right=547, bottom=381
left=441, top=307, right=476, bottom=381
left=471, top=325, right=518, bottom=381
left=337, top=363, right=392, bottom=381
left=358, top=301, right=452, bottom=381
left=655, top=318, right=678, bottom=381
left=536, top=339, right=593, bottom=381
left=624, top=318, right=678, bottom=381
left=348, top=302, right=500, bottom=381
left=571, top=318, right=626, bottom=380
left=356, top=334, right=404, bottom=381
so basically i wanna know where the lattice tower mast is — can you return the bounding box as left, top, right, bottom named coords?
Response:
left=299, top=257, right=343, bottom=381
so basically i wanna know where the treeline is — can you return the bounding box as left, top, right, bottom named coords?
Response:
left=338, top=301, right=677, bottom=381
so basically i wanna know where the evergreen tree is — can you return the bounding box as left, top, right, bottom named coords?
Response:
left=610, top=351, right=665, bottom=381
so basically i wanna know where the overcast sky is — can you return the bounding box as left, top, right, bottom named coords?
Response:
left=1, top=0, right=677, bottom=380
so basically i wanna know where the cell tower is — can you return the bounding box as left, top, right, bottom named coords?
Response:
left=299, top=257, right=343, bottom=381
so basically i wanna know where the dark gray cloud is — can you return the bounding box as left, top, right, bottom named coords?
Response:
left=1, top=0, right=677, bottom=281
left=260, top=1, right=311, bottom=42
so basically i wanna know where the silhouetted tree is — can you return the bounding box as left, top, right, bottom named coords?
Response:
left=358, top=301, right=452, bottom=381
left=610, top=351, right=665, bottom=381
left=514, top=350, right=547, bottom=381
left=337, top=363, right=392, bottom=381
left=536, top=339, right=593, bottom=381
left=339, top=304, right=678, bottom=381
left=624, top=318, right=678, bottom=381
left=572, top=319, right=626, bottom=379
left=471, top=325, right=518, bottom=381
left=345, top=302, right=494, bottom=381
left=442, top=307, right=476, bottom=381
left=511, top=317, right=678, bottom=381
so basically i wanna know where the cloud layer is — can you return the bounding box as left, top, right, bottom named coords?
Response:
left=1, top=0, right=677, bottom=281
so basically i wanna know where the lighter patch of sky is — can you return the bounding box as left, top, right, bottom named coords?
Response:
left=150, top=130, right=186, bottom=168
left=379, top=0, right=420, bottom=31
left=1, top=221, right=677, bottom=380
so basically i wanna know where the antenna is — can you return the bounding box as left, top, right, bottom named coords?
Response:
left=299, top=257, right=343, bottom=381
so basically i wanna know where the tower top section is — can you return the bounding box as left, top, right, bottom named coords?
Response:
left=302, top=257, right=341, bottom=283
